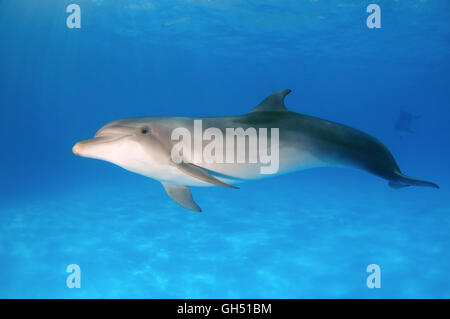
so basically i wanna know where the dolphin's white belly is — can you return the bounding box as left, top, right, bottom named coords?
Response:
left=149, top=144, right=328, bottom=187
left=106, top=123, right=331, bottom=187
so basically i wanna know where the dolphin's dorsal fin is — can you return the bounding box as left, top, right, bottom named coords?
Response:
left=161, top=182, right=202, bottom=212
left=251, top=89, right=292, bottom=113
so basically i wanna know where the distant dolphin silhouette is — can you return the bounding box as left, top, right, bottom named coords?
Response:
left=73, top=89, right=439, bottom=212
left=395, top=108, right=420, bottom=134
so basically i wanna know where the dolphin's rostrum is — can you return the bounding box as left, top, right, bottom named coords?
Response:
left=73, top=90, right=439, bottom=212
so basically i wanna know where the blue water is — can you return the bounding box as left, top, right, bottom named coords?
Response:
left=1, top=0, right=449, bottom=298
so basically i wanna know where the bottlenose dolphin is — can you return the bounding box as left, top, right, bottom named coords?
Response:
left=72, top=89, right=439, bottom=212
left=394, top=108, right=420, bottom=134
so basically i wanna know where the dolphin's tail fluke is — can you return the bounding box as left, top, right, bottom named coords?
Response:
left=389, top=172, right=440, bottom=189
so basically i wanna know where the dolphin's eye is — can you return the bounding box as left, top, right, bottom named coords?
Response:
left=141, top=126, right=150, bottom=135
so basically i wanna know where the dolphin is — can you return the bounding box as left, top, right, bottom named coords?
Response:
left=72, top=89, right=439, bottom=212
left=394, top=108, right=421, bottom=134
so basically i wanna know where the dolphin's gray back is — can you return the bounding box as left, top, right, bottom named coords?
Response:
left=233, top=110, right=402, bottom=180
left=157, top=110, right=400, bottom=181
left=143, top=88, right=438, bottom=189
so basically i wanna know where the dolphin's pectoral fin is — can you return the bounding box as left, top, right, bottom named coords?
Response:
left=251, top=89, right=292, bottom=113
left=161, top=182, right=202, bottom=212
left=173, top=161, right=239, bottom=189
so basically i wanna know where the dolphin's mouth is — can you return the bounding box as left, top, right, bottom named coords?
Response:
left=72, top=134, right=131, bottom=155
